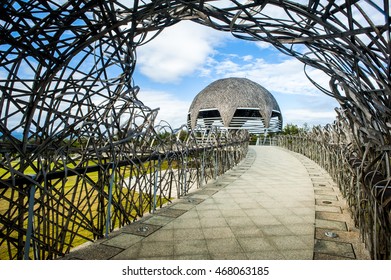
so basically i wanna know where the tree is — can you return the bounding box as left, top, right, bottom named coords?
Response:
left=282, top=123, right=300, bottom=135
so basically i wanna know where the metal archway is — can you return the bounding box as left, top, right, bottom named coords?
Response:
left=0, top=0, right=390, bottom=259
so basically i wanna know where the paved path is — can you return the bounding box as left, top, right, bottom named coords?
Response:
left=62, top=146, right=370, bottom=260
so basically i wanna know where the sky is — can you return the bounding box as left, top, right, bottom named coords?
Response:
left=6, top=0, right=386, bottom=136
left=132, top=20, right=340, bottom=130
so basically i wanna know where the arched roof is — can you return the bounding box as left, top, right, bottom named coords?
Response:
left=188, top=77, right=281, bottom=129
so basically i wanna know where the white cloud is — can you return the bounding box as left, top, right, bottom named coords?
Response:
left=203, top=55, right=331, bottom=96
left=215, top=59, right=242, bottom=75
left=255, top=41, right=274, bottom=49
left=136, top=21, right=227, bottom=83
left=137, top=89, right=190, bottom=129
left=242, top=55, right=253, bottom=61
left=283, top=109, right=337, bottom=127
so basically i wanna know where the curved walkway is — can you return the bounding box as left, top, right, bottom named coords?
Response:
left=62, top=146, right=369, bottom=260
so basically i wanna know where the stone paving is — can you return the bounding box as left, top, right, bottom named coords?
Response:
left=61, top=146, right=370, bottom=260
left=289, top=152, right=370, bottom=260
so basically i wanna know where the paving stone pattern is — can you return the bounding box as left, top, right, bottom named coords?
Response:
left=61, top=146, right=370, bottom=260
left=289, top=151, right=370, bottom=260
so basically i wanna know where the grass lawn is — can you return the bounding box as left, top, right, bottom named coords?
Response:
left=0, top=159, right=176, bottom=259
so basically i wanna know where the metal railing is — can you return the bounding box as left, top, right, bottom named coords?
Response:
left=0, top=127, right=249, bottom=260
left=277, top=134, right=391, bottom=260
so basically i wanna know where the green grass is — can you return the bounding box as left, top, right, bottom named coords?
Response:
left=0, top=160, right=175, bottom=259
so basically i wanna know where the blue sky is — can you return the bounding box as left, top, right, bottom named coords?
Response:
left=132, top=20, right=340, bottom=130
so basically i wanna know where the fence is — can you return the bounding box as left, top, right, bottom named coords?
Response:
left=277, top=133, right=391, bottom=260
left=0, top=127, right=249, bottom=260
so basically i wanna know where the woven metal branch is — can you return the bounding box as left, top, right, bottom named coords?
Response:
left=1, top=0, right=390, bottom=259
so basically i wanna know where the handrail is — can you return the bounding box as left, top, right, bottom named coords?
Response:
left=277, top=134, right=391, bottom=260
left=0, top=136, right=249, bottom=260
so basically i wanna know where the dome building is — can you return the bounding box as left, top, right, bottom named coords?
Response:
left=187, top=77, right=283, bottom=134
